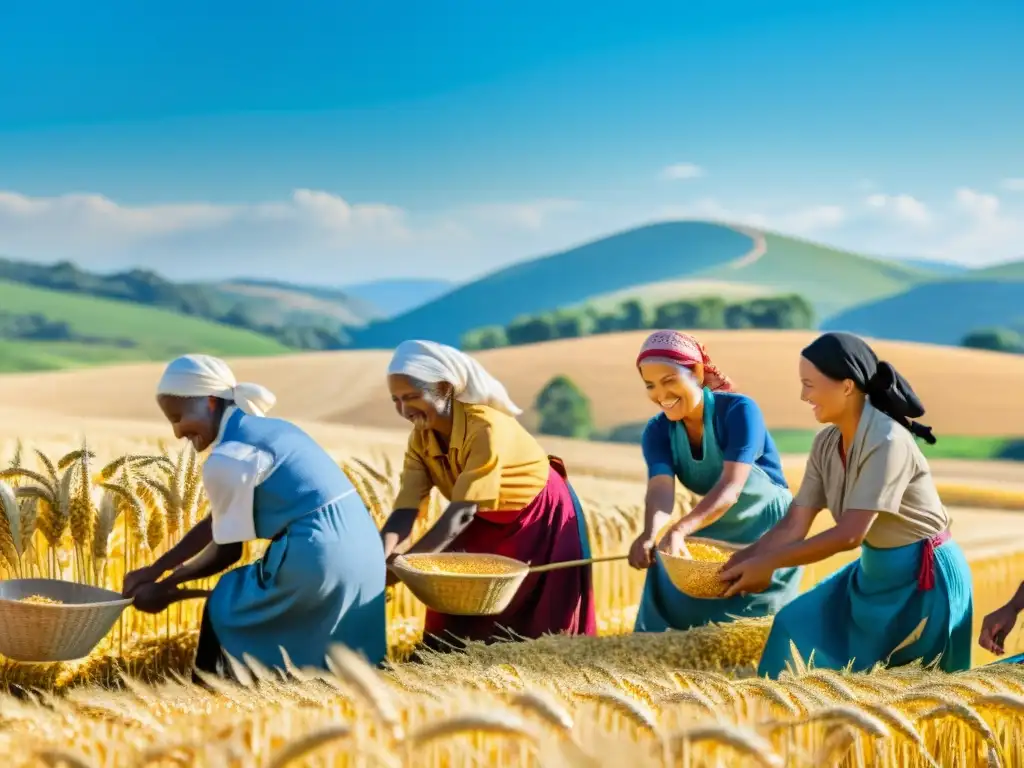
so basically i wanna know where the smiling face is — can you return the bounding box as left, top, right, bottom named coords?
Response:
left=799, top=355, right=856, bottom=424
left=639, top=361, right=705, bottom=421
left=157, top=394, right=225, bottom=452
left=388, top=374, right=453, bottom=431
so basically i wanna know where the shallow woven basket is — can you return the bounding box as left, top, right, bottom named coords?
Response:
left=389, top=553, right=530, bottom=616
left=657, top=536, right=743, bottom=599
left=0, top=578, right=133, bottom=662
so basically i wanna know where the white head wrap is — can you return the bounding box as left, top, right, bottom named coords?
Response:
left=156, top=354, right=277, bottom=417
left=387, top=340, right=523, bottom=418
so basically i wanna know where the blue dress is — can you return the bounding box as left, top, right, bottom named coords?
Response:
left=203, top=408, right=387, bottom=671
left=757, top=535, right=973, bottom=677
left=634, top=388, right=803, bottom=632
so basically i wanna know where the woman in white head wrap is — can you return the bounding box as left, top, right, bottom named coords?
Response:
left=380, top=340, right=597, bottom=653
left=123, top=354, right=387, bottom=680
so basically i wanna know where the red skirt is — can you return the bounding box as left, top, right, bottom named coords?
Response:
left=421, top=460, right=597, bottom=649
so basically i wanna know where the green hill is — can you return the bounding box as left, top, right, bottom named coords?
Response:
left=352, top=222, right=936, bottom=348
left=215, top=278, right=383, bottom=327
left=0, top=256, right=375, bottom=350
left=0, top=280, right=289, bottom=373
left=823, top=259, right=1024, bottom=346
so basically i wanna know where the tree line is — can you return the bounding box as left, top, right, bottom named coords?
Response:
left=0, top=257, right=355, bottom=352
left=461, top=294, right=815, bottom=350
left=961, top=327, right=1024, bottom=354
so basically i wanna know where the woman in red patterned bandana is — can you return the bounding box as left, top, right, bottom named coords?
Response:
left=628, top=330, right=803, bottom=633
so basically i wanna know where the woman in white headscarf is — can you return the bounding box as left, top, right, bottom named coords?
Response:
left=122, top=354, right=387, bottom=679
left=381, top=340, right=597, bottom=652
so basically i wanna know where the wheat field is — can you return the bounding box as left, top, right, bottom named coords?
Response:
left=0, top=430, right=1023, bottom=767
left=4, top=330, right=1024, bottom=435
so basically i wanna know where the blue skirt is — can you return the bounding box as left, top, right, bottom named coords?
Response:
left=757, top=534, right=973, bottom=678
left=207, top=491, right=388, bottom=671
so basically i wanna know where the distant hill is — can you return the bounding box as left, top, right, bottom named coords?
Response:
left=0, top=280, right=289, bottom=373
left=341, top=278, right=456, bottom=317
left=824, top=260, right=1024, bottom=346
left=351, top=222, right=935, bottom=348
left=890, top=257, right=970, bottom=276
left=0, top=256, right=368, bottom=352
left=216, top=278, right=382, bottom=327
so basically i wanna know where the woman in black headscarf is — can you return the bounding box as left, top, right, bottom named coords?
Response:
left=718, top=332, right=974, bottom=678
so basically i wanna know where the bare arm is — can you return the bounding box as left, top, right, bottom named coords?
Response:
left=161, top=541, right=244, bottom=588
left=382, top=502, right=478, bottom=560
left=727, top=502, right=822, bottom=565
left=674, top=461, right=752, bottom=537
left=753, top=508, right=876, bottom=569
left=642, top=476, right=675, bottom=538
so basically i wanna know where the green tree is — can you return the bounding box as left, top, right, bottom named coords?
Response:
left=535, top=375, right=594, bottom=439
left=618, top=299, right=652, bottom=331
left=506, top=314, right=557, bottom=345
left=549, top=308, right=592, bottom=340
left=962, top=327, right=1024, bottom=354
left=461, top=326, right=508, bottom=350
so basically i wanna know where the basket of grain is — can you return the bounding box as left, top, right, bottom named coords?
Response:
left=0, top=578, right=133, bottom=662
left=657, top=537, right=742, bottom=599
left=389, top=552, right=627, bottom=616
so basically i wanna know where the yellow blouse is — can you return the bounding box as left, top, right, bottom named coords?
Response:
left=393, top=401, right=551, bottom=513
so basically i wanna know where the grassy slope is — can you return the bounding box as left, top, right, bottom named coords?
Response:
left=0, top=280, right=289, bottom=373
left=353, top=222, right=933, bottom=348
left=822, top=259, right=1024, bottom=345
left=603, top=423, right=1023, bottom=461
left=699, top=233, right=933, bottom=319
left=214, top=280, right=383, bottom=327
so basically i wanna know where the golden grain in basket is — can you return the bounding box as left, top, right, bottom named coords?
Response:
left=658, top=537, right=742, bottom=599
left=389, top=553, right=530, bottom=616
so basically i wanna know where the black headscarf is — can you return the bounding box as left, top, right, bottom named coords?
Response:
left=801, top=332, right=936, bottom=445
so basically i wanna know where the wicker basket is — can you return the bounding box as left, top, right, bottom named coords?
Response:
left=0, top=578, right=133, bottom=662
left=389, top=553, right=530, bottom=616
left=657, top=536, right=743, bottom=599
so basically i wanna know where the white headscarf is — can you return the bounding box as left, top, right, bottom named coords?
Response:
left=387, top=340, right=522, bottom=418
left=156, top=354, right=277, bottom=417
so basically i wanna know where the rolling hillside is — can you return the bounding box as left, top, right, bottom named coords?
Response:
left=215, top=279, right=383, bottom=327
left=0, top=280, right=289, bottom=373
left=351, top=222, right=935, bottom=348
left=824, top=259, right=1024, bottom=345
left=3, top=330, right=1022, bottom=438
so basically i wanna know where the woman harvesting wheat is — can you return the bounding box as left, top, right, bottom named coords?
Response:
left=380, top=339, right=596, bottom=650
left=122, top=354, right=387, bottom=677
left=627, top=330, right=802, bottom=632
left=720, top=332, right=974, bottom=677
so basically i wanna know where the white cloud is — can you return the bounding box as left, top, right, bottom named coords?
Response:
left=660, top=163, right=705, bottom=181
left=0, top=182, right=1020, bottom=283
left=463, top=198, right=581, bottom=232
left=657, top=198, right=845, bottom=236
left=955, top=187, right=1000, bottom=220
left=864, top=193, right=931, bottom=225
left=1001, top=178, right=1024, bottom=192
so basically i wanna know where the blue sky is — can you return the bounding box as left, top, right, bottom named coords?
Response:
left=0, top=0, right=1021, bottom=283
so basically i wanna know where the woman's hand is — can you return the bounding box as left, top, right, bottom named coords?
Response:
left=718, top=554, right=776, bottom=598
left=980, top=602, right=1020, bottom=656
left=722, top=544, right=757, bottom=572
left=628, top=532, right=657, bottom=569
left=656, top=525, right=689, bottom=557
left=122, top=565, right=161, bottom=598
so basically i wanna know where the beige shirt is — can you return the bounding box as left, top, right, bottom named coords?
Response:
left=793, top=402, right=948, bottom=548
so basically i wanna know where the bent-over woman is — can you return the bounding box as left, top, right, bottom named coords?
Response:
left=629, top=330, right=802, bottom=632
left=380, top=339, right=596, bottom=650
left=720, top=332, right=973, bottom=677
left=122, top=354, right=387, bottom=676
